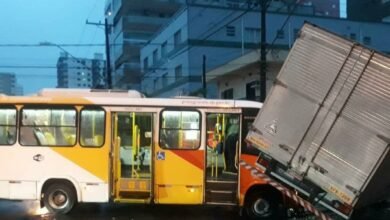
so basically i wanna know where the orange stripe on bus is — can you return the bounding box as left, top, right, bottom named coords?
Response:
left=170, top=150, right=204, bottom=170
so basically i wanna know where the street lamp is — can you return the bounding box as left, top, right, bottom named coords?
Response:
left=39, top=41, right=82, bottom=62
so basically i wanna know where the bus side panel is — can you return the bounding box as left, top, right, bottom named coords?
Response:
left=0, top=181, right=9, bottom=199
left=154, top=148, right=204, bottom=204
left=239, top=154, right=268, bottom=206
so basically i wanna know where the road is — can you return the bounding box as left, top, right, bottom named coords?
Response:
left=0, top=200, right=240, bottom=220
left=1, top=200, right=389, bottom=220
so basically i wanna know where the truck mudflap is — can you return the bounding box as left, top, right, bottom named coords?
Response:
left=240, top=159, right=333, bottom=220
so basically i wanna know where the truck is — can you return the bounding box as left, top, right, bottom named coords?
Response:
left=246, top=22, right=390, bottom=219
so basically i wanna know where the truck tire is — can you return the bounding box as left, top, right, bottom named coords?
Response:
left=245, top=191, right=279, bottom=219
left=43, top=183, right=77, bottom=214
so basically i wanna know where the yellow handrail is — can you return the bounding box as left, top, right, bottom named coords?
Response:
left=111, top=114, right=118, bottom=197
left=131, top=112, right=139, bottom=178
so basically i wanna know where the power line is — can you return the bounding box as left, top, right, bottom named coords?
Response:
left=0, top=42, right=184, bottom=47
left=0, top=43, right=107, bottom=47
left=3, top=72, right=235, bottom=79
left=266, top=0, right=302, bottom=55
left=166, top=2, right=260, bottom=62
left=0, top=61, right=272, bottom=70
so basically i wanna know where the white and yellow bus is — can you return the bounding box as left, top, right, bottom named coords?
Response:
left=0, top=89, right=285, bottom=218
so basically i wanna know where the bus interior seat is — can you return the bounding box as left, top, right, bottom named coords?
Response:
left=64, top=134, right=76, bottom=145
left=94, top=135, right=103, bottom=146
left=34, top=130, right=47, bottom=145
left=44, top=132, right=56, bottom=145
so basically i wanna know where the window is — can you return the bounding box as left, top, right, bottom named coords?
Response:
left=174, top=30, right=181, bottom=48
left=245, top=27, right=260, bottom=43
left=0, top=107, right=17, bottom=145
left=240, top=108, right=260, bottom=156
left=20, top=107, right=77, bottom=146
left=226, top=26, right=236, bottom=37
left=116, top=112, right=153, bottom=177
left=160, top=110, right=200, bottom=149
left=206, top=113, right=240, bottom=175
left=277, top=29, right=285, bottom=39
left=293, top=28, right=300, bottom=41
left=350, top=33, right=357, bottom=40
left=246, top=81, right=258, bottom=101
left=154, top=78, right=158, bottom=91
left=221, top=88, right=233, bottom=99
left=143, top=57, right=149, bottom=72
left=80, top=108, right=105, bottom=147
left=363, top=36, right=371, bottom=45
left=175, top=65, right=182, bottom=81
left=161, top=41, right=167, bottom=57
left=153, top=49, right=158, bottom=65
left=162, top=73, right=168, bottom=87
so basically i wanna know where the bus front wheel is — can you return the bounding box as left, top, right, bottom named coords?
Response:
left=43, top=183, right=76, bottom=214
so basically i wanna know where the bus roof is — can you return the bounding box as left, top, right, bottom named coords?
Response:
left=0, top=89, right=262, bottom=109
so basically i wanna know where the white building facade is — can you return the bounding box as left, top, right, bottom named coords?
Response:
left=140, top=5, right=390, bottom=99
left=56, top=53, right=106, bottom=89
left=0, top=72, right=23, bottom=96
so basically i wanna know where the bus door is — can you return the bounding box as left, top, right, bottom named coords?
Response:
left=111, top=110, right=154, bottom=203
left=154, top=109, right=204, bottom=204
left=205, top=112, right=240, bottom=205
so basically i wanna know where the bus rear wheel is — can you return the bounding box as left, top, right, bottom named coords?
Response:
left=43, top=183, right=76, bottom=214
left=245, top=192, right=279, bottom=219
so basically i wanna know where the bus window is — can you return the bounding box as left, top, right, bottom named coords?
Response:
left=20, top=107, right=76, bottom=146
left=80, top=108, right=105, bottom=147
left=0, top=107, right=17, bottom=145
left=241, top=108, right=261, bottom=156
left=160, top=110, right=200, bottom=149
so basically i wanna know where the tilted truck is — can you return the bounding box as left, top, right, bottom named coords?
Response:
left=246, top=22, right=390, bottom=219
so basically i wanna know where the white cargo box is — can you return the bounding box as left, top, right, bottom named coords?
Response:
left=247, top=23, right=390, bottom=215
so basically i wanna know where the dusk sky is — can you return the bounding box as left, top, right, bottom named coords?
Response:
left=0, top=0, right=347, bottom=95
left=0, top=0, right=105, bottom=94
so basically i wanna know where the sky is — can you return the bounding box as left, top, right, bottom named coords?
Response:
left=340, top=0, right=347, bottom=18
left=0, top=0, right=348, bottom=95
left=0, top=0, right=106, bottom=94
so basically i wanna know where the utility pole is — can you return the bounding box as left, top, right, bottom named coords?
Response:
left=260, top=0, right=268, bottom=102
left=104, top=18, right=112, bottom=89
left=86, top=19, right=112, bottom=89
left=202, top=55, right=207, bottom=98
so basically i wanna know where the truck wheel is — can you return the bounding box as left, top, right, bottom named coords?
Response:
left=43, top=183, right=76, bottom=214
left=245, top=192, right=279, bottom=219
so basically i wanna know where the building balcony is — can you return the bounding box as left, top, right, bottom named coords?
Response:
left=113, top=15, right=170, bottom=40
left=112, top=0, right=183, bottom=20
left=113, top=62, right=142, bottom=89
left=113, top=33, right=147, bottom=67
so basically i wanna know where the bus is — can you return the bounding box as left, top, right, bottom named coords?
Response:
left=0, top=89, right=282, bottom=219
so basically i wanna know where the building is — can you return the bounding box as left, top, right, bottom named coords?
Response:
left=104, top=0, right=186, bottom=90
left=105, top=0, right=334, bottom=90
left=0, top=72, right=23, bottom=96
left=348, top=0, right=390, bottom=22
left=56, top=53, right=106, bottom=89
left=140, top=4, right=390, bottom=99
left=300, top=0, right=340, bottom=17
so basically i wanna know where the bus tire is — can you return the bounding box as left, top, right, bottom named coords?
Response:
left=245, top=191, right=279, bottom=219
left=43, top=182, right=77, bottom=214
